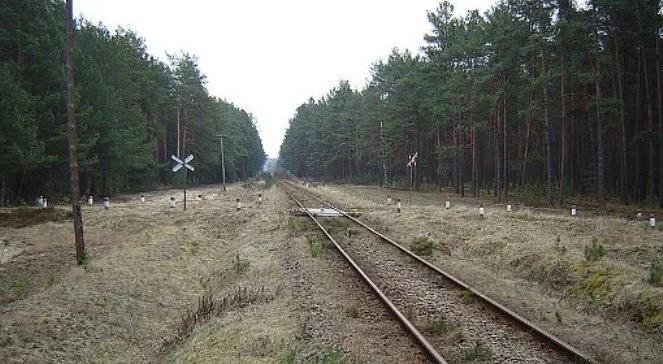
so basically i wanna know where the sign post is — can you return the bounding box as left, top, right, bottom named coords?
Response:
left=407, top=152, right=418, bottom=189
left=172, top=154, right=195, bottom=211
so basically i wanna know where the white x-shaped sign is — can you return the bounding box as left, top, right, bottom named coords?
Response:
left=172, top=154, right=195, bottom=172
left=406, top=152, right=418, bottom=167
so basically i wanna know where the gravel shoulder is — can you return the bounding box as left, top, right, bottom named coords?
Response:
left=282, top=188, right=428, bottom=363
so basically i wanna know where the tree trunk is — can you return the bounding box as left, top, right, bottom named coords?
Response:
left=503, top=93, right=508, bottom=201
left=472, top=126, right=478, bottom=197
left=1, top=175, right=5, bottom=207
left=559, top=54, right=566, bottom=204
left=542, top=54, right=554, bottom=205
left=522, top=92, right=531, bottom=186
left=595, top=55, right=605, bottom=211
left=495, top=108, right=501, bottom=201
left=615, top=39, right=629, bottom=203
left=65, top=0, right=86, bottom=264
left=657, top=36, right=662, bottom=206
left=634, top=47, right=643, bottom=201
left=642, top=47, right=656, bottom=207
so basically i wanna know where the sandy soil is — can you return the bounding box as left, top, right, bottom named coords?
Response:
left=308, top=183, right=663, bottom=363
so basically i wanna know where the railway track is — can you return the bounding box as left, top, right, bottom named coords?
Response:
left=280, top=181, right=595, bottom=364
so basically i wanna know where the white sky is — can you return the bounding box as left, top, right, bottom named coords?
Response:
left=76, top=1, right=495, bottom=158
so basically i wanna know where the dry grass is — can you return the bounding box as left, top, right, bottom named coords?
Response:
left=0, top=183, right=298, bottom=363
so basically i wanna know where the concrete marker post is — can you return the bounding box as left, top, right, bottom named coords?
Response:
left=506, top=203, right=512, bottom=212
left=650, top=213, right=657, bottom=229
left=38, top=195, right=44, bottom=207
left=479, top=203, right=485, bottom=220
left=236, top=198, right=242, bottom=210
left=387, top=195, right=392, bottom=205
left=396, top=198, right=402, bottom=213
left=140, top=194, right=145, bottom=203
left=571, top=205, right=577, bottom=217
left=258, top=193, right=262, bottom=205
left=445, top=201, right=451, bottom=209
left=103, top=197, right=110, bottom=210
left=42, top=198, right=48, bottom=209
left=88, top=196, right=93, bottom=206
left=169, top=197, right=176, bottom=209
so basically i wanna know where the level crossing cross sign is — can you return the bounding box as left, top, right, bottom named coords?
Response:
left=171, top=154, right=194, bottom=210
left=172, top=155, right=195, bottom=172
left=406, top=152, right=418, bottom=167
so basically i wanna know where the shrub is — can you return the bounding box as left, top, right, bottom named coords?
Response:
left=461, top=341, right=493, bottom=362
left=345, top=305, right=359, bottom=318
left=427, top=315, right=457, bottom=334
left=316, top=347, right=342, bottom=364
left=12, top=280, right=30, bottom=299
left=410, top=236, right=437, bottom=256
left=232, top=254, right=249, bottom=274
left=307, top=234, right=327, bottom=257
left=648, top=260, right=663, bottom=286
left=584, top=239, right=605, bottom=262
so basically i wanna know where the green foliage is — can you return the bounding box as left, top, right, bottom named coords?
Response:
left=278, top=0, right=661, bottom=209
left=0, top=3, right=264, bottom=204
left=410, top=236, right=437, bottom=256
left=584, top=239, right=605, bottom=262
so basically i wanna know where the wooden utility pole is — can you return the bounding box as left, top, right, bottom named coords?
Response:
left=217, top=134, right=227, bottom=192
left=176, top=108, right=181, bottom=158
left=65, top=0, right=85, bottom=264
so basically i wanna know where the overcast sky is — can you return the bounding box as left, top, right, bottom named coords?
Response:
left=77, top=1, right=495, bottom=158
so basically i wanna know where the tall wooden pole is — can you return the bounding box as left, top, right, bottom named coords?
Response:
left=218, top=134, right=227, bottom=192
left=65, top=0, right=85, bottom=264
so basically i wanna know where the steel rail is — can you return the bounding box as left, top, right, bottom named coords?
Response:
left=286, top=181, right=596, bottom=364
left=280, top=183, right=447, bottom=364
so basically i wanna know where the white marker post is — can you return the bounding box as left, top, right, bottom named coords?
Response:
left=571, top=205, right=577, bottom=217
left=42, top=198, right=48, bottom=209
left=88, top=196, right=93, bottom=206
left=506, top=204, right=512, bottom=212
left=172, top=155, right=195, bottom=211
left=140, top=194, right=145, bottom=203
left=169, top=197, right=176, bottom=208
left=103, top=197, right=110, bottom=210
left=650, top=213, right=656, bottom=229
left=445, top=201, right=451, bottom=209
left=236, top=198, right=242, bottom=210
left=397, top=198, right=402, bottom=213
left=637, top=212, right=643, bottom=220
left=38, top=195, right=44, bottom=207
left=387, top=196, right=392, bottom=205
left=479, top=204, right=485, bottom=219
left=258, top=193, right=262, bottom=205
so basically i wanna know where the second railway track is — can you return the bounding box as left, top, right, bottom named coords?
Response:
left=280, top=181, right=595, bottom=364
